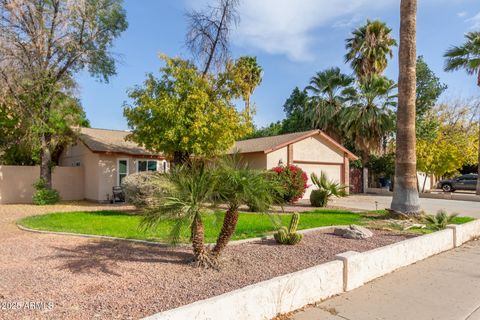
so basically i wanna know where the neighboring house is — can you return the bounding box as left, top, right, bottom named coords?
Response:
left=230, top=130, right=358, bottom=199
left=59, top=127, right=168, bottom=202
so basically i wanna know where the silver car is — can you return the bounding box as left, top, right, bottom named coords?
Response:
left=437, top=174, right=478, bottom=192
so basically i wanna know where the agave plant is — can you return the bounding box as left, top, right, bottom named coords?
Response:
left=309, top=172, right=347, bottom=207
left=422, top=210, right=458, bottom=231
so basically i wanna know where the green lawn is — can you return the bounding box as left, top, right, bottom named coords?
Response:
left=19, top=209, right=475, bottom=243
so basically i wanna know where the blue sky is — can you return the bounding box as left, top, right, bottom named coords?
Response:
left=77, top=0, right=480, bottom=130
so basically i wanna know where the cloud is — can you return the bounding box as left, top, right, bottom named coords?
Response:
left=457, top=11, right=467, bottom=18
left=466, top=12, right=480, bottom=29
left=184, top=0, right=397, bottom=62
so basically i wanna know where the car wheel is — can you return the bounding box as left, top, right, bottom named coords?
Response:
left=442, top=184, right=453, bottom=192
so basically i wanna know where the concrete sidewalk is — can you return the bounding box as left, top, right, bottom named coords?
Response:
left=293, top=240, right=480, bottom=320
left=329, top=194, right=480, bottom=218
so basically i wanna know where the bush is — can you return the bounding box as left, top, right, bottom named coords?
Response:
left=310, top=189, right=329, bottom=207
left=421, top=210, right=458, bottom=230
left=32, top=179, right=60, bottom=205
left=270, top=165, right=308, bottom=203
left=122, top=172, right=171, bottom=209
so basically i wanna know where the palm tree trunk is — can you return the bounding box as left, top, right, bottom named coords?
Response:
left=391, top=0, right=421, bottom=215
left=191, top=215, right=216, bottom=268
left=211, top=206, right=239, bottom=258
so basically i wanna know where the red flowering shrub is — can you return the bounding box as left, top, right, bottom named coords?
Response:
left=270, top=165, right=308, bottom=203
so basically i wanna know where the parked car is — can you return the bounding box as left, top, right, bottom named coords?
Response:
left=437, top=174, right=478, bottom=192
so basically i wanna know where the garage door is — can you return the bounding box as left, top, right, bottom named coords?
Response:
left=294, top=163, right=343, bottom=199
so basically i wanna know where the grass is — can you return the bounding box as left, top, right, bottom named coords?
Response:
left=19, top=209, right=475, bottom=243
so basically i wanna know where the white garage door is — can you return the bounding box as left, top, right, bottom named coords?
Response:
left=295, top=163, right=342, bottom=199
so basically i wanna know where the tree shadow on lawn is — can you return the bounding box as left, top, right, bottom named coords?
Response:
left=43, top=240, right=193, bottom=276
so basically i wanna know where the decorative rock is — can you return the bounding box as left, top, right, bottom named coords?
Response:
left=334, top=225, right=373, bottom=240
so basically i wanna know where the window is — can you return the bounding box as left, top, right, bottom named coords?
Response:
left=71, top=161, right=81, bottom=167
left=137, top=160, right=158, bottom=172
left=118, top=159, right=129, bottom=185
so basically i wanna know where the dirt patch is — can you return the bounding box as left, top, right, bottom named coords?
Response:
left=0, top=224, right=415, bottom=319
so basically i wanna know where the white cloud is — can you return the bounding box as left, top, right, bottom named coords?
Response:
left=185, top=0, right=397, bottom=62
left=457, top=11, right=467, bottom=18
left=466, top=12, right=480, bottom=29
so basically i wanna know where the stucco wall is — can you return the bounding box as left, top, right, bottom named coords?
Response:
left=239, top=152, right=267, bottom=170
left=0, top=166, right=84, bottom=204
left=293, top=136, right=344, bottom=163
left=266, top=147, right=288, bottom=169
left=296, top=163, right=342, bottom=198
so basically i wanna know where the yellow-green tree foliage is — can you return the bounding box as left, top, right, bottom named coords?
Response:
left=124, top=55, right=251, bottom=162
left=417, top=103, right=478, bottom=177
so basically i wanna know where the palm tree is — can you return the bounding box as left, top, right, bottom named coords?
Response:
left=342, top=76, right=397, bottom=192
left=306, top=67, right=354, bottom=142
left=390, top=0, right=421, bottom=215
left=345, top=20, right=398, bottom=80
left=444, top=31, right=480, bottom=195
left=211, top=156, right=280, bottom=258
left=140, top=161, right=218, bottom=268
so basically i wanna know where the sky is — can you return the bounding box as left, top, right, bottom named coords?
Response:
left=77, top=0, right=480, bottom=131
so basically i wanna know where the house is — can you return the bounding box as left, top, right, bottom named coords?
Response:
left=230, top=130, right=358, bottom=199
left=59, top=127, right=168, bottom=202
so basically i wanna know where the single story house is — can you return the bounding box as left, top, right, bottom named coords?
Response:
left=59, top=127, right=168, bottom=202
left=230, top=130, right=358, bottom=199
left=58, top=128, right=357, bottom=202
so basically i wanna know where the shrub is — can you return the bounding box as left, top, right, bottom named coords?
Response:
left=122, top=172, right=172, bottom=209
left=309, top=172, right=347, bottom=207
left=422, top=210, right=458, bottom=230
left=270, top=165, right=308, bottom=203
left=310, top=189, right=329, bottom=207
left=32, top=179, right=60, bottom=205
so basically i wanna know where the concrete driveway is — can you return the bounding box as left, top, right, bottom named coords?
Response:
left=329, top=194, right=480, bottom=218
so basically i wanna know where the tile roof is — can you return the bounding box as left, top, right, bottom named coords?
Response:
left=79, top=127, right=161, bottom=156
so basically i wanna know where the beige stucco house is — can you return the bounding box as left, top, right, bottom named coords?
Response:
left=230, top=130, right=358, bottom=199
left=59, top=127, right=168, bottom=202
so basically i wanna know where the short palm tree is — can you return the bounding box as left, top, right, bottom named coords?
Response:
left=444, top=31, right=480, bottom=195
left=310, top=172, right=347, bottom=207
left=306, top=67, right=354, bottom=142
left=342, top=76, right=397, bottom=190
left=140, top=161, right=218, bottom=268
left=345, top=20, right=397, bottom=80
left=211, top=156, right=281, bottom=258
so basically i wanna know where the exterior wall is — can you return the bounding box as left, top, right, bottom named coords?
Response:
left=239, top=152, right=267, bottom=170
left=296, top=163, right=342, bottom=199
left=266, top=147, right=288, bottom=169
left=293, top=136, right=344, bottom=163
left=0, top=165, right=84, bottom=204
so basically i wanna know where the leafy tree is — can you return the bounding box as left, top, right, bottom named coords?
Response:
left=391, top=0, right=421, bottom=215
left=124, top=55, right=251, bottom=164
left=246, top=121, right=283, bottom=139
left=444, top=31, right=480, bottom=195
left=0, top=0, right=127, bottom=189
left=306, top=67, right=354, bottom=141
left=345, top=20, right=397, bottom=80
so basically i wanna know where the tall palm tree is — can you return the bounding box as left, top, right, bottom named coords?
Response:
left=306, top=67, right=354, bottom=142
left=390, top=0, right=421, bottom=215
left=342, top=76, right=397, bottom=191
left=444, top=31, right=480, bottom=195
left=141, top=161, right=218, bottom=268
left=345, top=20, right=398, bottom=80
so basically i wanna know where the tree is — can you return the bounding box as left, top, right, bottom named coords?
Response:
left=186, top=0, right=239, bottom=76
left=342, top=76, right=397, bottom=191
left=281, top=87, right=310, bottom=133
left=141, top=161, right=218, bottom=268
left=0, top=0, right=127, bottom=189
left=391, top=0, right=421, bottom=215
left=124, top=55, right=251, bottom=164
left=306, top=67, right=354, bottom=141
left=345, top=20, right=397, bottom=80
left=227, top=56, right=263, bottom=123
left=444, top=31, right=480, bottom=195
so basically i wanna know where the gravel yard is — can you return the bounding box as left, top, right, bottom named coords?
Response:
left=0, top=202, right=415, bottom=320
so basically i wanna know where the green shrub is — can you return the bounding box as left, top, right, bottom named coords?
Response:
left=310, top=189, right=329, bottom=207
left=270, top=165, right=308, bottom=203
left=32, top=179, right=60, bottom=205
left=122, top=172, right=172, bottom=209
left=422, top=210, right=458, bottom=230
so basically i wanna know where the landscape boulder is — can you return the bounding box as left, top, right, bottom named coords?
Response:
left=334, top=225, right=373, bottom=240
